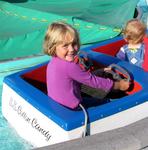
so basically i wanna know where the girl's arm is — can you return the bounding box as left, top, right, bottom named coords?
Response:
left=68, top=62, right=129, bottom=92
left=68, top=62, right=113, bottom=92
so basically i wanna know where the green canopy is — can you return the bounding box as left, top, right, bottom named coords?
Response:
left=0, top=0, right=139, bottom=60
left=13, top=0, right=139, bottom=27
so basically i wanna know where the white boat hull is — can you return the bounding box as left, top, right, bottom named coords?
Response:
left=2, top=82, right=148, bottom=147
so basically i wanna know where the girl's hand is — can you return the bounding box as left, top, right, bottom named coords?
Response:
left=113, top=79, right=130, bottom=91
left=104, top=67, right=112, bottom=71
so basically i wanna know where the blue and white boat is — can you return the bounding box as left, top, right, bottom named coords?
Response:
left=2, top=36, right=148, bottom=148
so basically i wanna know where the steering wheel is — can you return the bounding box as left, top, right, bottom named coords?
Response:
left=106, top=64, right=131, bottom=82
left=104, top=64, right=134, bottom=99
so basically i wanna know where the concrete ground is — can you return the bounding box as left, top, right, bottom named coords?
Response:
left=35, top=117, right=148, bottom=150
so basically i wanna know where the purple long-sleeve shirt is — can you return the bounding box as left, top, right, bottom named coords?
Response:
left=47, top=57, right=113, bottom=109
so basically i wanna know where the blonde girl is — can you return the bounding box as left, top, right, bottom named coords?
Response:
left=44, top=22, right=129, bottom=109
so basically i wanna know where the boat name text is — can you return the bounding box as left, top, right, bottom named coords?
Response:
left=9, top=97, right=51, bottom=141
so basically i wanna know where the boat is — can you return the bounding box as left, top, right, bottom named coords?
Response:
left=2, top=36, right=148, bottom=148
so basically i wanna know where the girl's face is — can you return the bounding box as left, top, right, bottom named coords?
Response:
left=55, top=37, right=78, bottom=62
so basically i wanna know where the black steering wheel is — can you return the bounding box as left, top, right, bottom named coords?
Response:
left=106, top=63, right=131, bottom=82
left=105, top=64, right=133, bottom=99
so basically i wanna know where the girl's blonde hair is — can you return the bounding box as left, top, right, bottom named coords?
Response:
left=123, top=19, right=146, bottom=44
left=43, top=22, right=80, bottom=56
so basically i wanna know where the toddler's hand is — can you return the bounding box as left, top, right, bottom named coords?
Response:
left=114, top=79, right=130, bottom=91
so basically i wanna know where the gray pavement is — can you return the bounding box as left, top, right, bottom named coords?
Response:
left=34, top=117, right=148, bottom=150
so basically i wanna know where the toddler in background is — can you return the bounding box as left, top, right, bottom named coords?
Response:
left=116, top=19, right=146, bottom=68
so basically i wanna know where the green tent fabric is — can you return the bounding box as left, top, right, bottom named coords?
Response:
left=0, top=0, right=139, bottom=60
left=9, top=0, right=139, bottom=27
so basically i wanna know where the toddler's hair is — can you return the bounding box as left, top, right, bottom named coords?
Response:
left=123, top=19, right=146, bottom=44
left=43, top=22, right=80, bottom=56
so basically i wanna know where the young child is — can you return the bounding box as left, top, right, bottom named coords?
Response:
left=43, top=22, right=129, bottom=109
left=116, top=19, right=146, bottom=68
